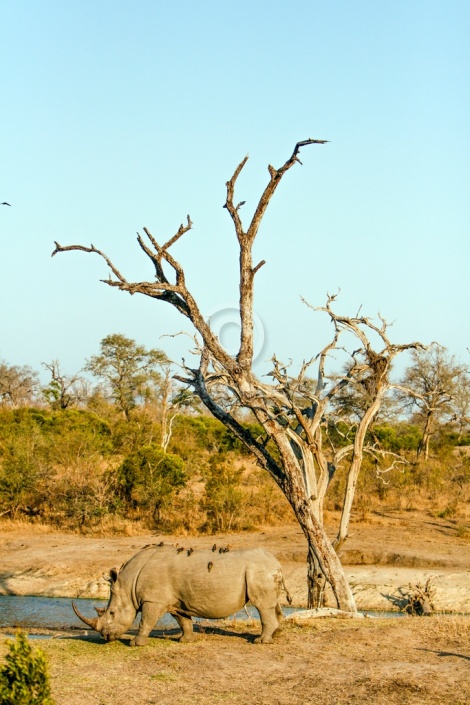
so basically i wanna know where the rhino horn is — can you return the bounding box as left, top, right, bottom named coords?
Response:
left=72, top=601, right=99, bottom=630
left=95, top=606, right=106, bottom=617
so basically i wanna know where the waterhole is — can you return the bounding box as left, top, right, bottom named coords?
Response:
left=0, top=595, right=405, bottom=632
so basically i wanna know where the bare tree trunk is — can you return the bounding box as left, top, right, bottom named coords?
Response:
left=278, top=456, right=356, bottom=612
left=307, top=548, right=327, bottom=608
left=297, top=504, right=356, bottom=612
left=335, top=394, right=383, bottom=549
left=417, top=411, right=433, bottom=462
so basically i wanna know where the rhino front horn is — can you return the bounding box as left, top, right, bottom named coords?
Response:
left=72, top=601, right=99, bottom=630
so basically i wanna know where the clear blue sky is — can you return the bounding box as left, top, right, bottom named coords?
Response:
left=1, top=1, right=469, bottom=382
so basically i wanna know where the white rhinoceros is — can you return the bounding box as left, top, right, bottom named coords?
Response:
left=73, top=544, right=290, bottom=645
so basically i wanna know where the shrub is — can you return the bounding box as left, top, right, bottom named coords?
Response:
left=0, top=631, right=54, bottom=704
left=203, top=459, right=244, bottom=533
left=116, top=445, right=186, bottom=527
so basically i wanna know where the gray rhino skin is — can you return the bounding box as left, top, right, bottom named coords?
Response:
left=73, top=544, right=289, bottom=646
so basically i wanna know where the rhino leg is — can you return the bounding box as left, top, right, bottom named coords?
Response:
left=247, top=572, right=283, bottom=644
left=272, top=603, right=284, bottom=636
left=130, top=602, right=165, bottom=647
left=253, top=605, right=280, bottom=644
left=172, top=612, right=196, bottom=643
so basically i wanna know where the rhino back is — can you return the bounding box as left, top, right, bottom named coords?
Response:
left=134, top=547, right=281, bottom=619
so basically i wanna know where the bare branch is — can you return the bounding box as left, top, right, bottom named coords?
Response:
left=247, top=139, right=327, bottom=245
left=224, top=155, right=249, bottom=240
left=162, top=215, right=193, bottom=252
left=234, top=139, right=328, bottom=371
left=252, top=259, right=266, bottom=276
left=52, top=242, right=128, bottom=284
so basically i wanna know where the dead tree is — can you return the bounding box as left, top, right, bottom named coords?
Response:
left=52, top=139, right=422, bottom=610
left=42, top=360, right=88, bottom=410
left=394, top=344, right=468, bottom=462
left=281, top=298, right=424, bottom=555
left=403, top=578, right=435, bottom=615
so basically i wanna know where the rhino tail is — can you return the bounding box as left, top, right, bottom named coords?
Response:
left=274, top=568, right=292, bottom=605
left=280, top=573, right=293, bottom=605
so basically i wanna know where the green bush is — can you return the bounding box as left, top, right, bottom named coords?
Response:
left=117, top=445, right=186, bottom=526
left=0, top=631, right=53, bottom=705
left=372, top=423, right=422, bottom=452
left=0, top=424, right=49, bottom=519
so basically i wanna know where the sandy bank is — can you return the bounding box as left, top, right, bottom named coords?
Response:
left=0, top=514, right=468, bottom=612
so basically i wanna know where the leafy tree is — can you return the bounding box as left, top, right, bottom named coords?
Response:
left=0, top=631, right=54, bottom=704
left=372, top=423, right=422, bottom=453
left=85, top=334, right=168, bottom=420
left=116, top=445, right=186, bottom=526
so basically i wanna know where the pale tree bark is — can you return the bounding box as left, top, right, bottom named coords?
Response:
left=52, top=139, right=422, bottom=611
left=156, top=366, right=180, bottom=453
left=418, top=412, right=433, bottom=461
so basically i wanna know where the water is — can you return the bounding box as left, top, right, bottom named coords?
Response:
left=0, top=596, right=274, bottom=631
left=0, top=596, right=163, bottom=631
left=0, top=595, right=405, bottom=631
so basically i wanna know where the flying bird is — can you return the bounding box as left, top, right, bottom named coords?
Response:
left=1, top=202, right=11, bottom=207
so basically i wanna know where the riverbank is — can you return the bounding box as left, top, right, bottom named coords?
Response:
left=0, top=509, right=468, bottom=612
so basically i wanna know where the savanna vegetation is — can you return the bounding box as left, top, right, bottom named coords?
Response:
left=0, top=335, right=468, bottom=537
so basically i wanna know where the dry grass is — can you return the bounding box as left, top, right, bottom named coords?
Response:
left=0, top=518, right=59, bottom=535
left=1, top=616, right=468, bottom=705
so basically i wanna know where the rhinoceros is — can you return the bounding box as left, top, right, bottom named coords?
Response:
left=73, top=544, right=290, bottom=646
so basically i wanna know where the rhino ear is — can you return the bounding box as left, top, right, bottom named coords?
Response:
left=103, top=567, right=119, bottom=584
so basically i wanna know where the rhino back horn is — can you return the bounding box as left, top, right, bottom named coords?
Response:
left=72, top=601, right=99, bottom=630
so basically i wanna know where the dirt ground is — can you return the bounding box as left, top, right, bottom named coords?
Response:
left=1, top=615, right=469, bottom=705
left=0, top=509, right=469, bottom=704
left=0, top=508, right=468, bottom=611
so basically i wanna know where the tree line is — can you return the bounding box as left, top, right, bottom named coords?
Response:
left=0, top=332, right=468, bottom=536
